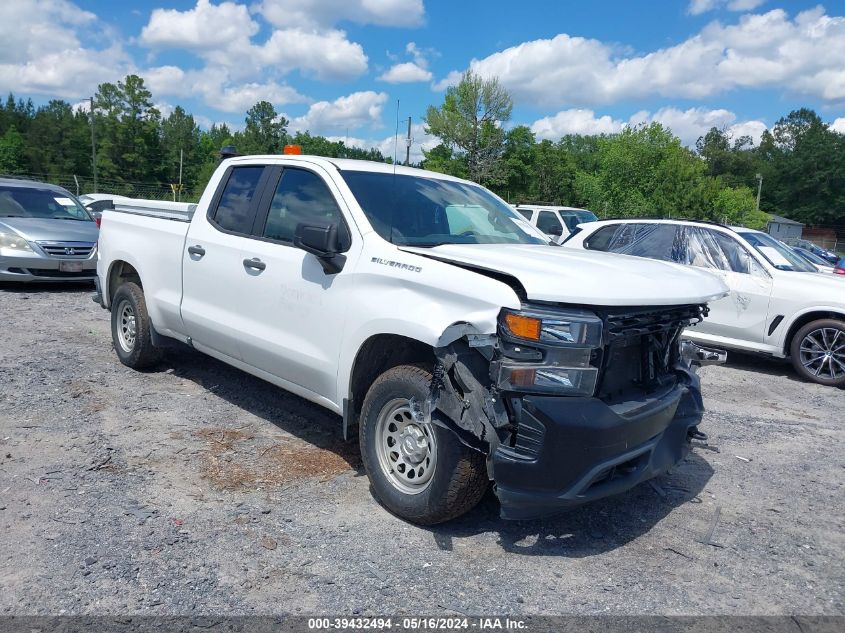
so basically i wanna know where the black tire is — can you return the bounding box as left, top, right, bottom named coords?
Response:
left=359, top=365, right=488, bottom=525
left=110, top=282, right=162, bottom=370
left=789, top=318, right=845, bottom=387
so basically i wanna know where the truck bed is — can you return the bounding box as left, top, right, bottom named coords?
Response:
left=97, top=208, right=190, bottom=340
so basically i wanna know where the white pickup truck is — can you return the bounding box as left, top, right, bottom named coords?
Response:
left=95, top=155, right=727, bottom=524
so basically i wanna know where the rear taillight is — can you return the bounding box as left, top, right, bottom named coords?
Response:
left=834, top=267, right=845, bottom=275
left=95, top=216, right=101, bottom=228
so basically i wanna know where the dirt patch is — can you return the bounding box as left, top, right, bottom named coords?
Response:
left=193, top=427, right=359, bottom=490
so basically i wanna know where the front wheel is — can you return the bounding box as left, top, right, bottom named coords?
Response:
left=790, top=319, right=845, bottom=387
left=110, top=282, right=162, bottom=370
left=359, top=365, right=488, bottom=525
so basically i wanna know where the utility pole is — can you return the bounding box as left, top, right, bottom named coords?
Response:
left=404, top=116, right=412, bottom=166
left=178, top=148, right=183, bottom=202
left=89, top=97, right=98, bottom=193
left=756, top=173, right=763, bottom=211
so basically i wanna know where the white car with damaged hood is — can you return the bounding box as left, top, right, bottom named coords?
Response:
left=94, top=155, right=727, bottom=523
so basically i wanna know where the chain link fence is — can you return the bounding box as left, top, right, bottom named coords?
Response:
left=0, top=172, right=198, bottom=202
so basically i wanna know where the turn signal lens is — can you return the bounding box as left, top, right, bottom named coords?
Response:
left=504, top=313, right=541, bottom=340
left=507, top=368, right=536, bottom=387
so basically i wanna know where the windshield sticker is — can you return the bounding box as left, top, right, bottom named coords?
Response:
left=54, top=197, right=75, bottom=207
left=758, top=246, right=792, bottom=268
left=371, top=257, right=422, bottom=273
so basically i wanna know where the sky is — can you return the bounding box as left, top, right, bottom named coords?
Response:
left=1, top=0, right=844, bottom=161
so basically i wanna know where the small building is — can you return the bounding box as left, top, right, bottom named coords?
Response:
left=766, top=214, right=803, bottom=243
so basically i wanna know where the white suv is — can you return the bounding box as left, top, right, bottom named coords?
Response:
left=564, top=219, right=845, bottom=387
left=516, top=205, right=598, bottom=244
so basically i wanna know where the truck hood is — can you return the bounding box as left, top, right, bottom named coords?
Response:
left=0, top=217, right=99, bottom=243
left=401, top=243, right=729, bottom=306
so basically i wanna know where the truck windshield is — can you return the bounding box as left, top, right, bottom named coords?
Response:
left=340, top=171, right=547, bottom=247
left=0, top=186, right=93, bottom=222
left=738, top=231, right=816, bottom=272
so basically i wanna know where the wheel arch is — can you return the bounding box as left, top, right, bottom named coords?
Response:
left=347, top=333, right=435, bottom=424
left=105, top=259, right=143, bottom=309
left=783, top=309, right=845, bottom=356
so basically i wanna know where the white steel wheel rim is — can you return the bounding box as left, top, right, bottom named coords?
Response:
left=374, top=398, right=437, bottom=495
left=116, top=299, right=137, bottom=353
left=799, top=327, right=845, bottom=380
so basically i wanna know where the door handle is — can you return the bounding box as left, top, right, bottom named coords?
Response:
left=243, top=257, right=266, bottom=271
left=187, top=245, right=205, bottom=257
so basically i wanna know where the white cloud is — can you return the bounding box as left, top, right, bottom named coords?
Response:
left=688, top=0, right=766, bottom=15
left=628, top=107, right=768, bottom=146
left=0, top=0, right=131, bottom=99
left=531, top=109, right=624, bottom=139
left=530, top=106, right=768, bottom=147
left=442, top=8, right=845, bottom=106
left=139, top=1, right=369, bottom=83
left=378, top=62, right=432, bottom=83
left=145, top=65, right=309, bottom=113
left=431, top=70, right=462, bottom=91
left=255, top=0, right=424, bottom=29
left=831, top=118, right=845, bottom=134
left=380, top=40, right=434, bottom=83
left=258, top=28, right=368, bottom=81
left=206, top=80, right=309, bottom=113
left=327, top=123, right=437, bottom=163
left=139, top=0, right=258, bottom=51
left=289, top=91, right=388, bottom=134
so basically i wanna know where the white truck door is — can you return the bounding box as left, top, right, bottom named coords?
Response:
left=686, top=228, right=773, bottom=345
left=180, top=165, right=269, bottom=360
left=234, top=165, right=359, bottom=403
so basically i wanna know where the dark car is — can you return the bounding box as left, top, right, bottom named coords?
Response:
left=0, top=178, right=98, bottom=282
left=794, top=239, right=840, bottom=264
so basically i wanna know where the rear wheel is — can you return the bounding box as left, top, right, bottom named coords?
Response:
left=110, top=282, right=162, bottom=369
left=790, top=319, right=845, bottom=387
left=359, top=365, right=488, bottom=525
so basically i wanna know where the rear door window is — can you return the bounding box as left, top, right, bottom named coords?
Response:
left=536, top=210, right=564, bottom=235
left=585, top=223, right=683, bottom=263
left=209, top=166, right=265, bottom=234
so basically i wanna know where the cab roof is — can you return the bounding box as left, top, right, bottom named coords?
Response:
left=224, top=154, right=470, bottom=184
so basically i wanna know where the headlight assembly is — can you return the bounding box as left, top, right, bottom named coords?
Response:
left=498, top=306, right=603, bottom=396
left=0, top=231, right=34, bottom=253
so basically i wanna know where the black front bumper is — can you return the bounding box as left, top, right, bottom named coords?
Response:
left=492, top=371, right=704, bottom=520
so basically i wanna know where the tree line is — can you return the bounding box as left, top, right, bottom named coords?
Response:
left=423, top=71, right=845, bottom=231
left=0, top=74, right=385, bottom=199
left=0, top=71, right=842, bottom=231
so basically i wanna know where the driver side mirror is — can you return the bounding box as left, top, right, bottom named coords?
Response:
left=294, top=221, right=346, bottom=274
left=547, top=225, right=563, bottom=237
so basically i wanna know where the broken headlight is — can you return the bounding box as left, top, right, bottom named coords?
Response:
left=497, top=307, right=603, bottom=396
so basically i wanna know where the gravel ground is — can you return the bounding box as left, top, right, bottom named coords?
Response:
left=0, top=283, right=842, bottom=616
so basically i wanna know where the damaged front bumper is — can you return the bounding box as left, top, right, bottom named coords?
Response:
left=492, top=370, right=704, bottom=520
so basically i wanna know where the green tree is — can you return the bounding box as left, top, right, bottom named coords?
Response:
left=25, top=100, right=91, bottom=177
left=529, top=140, right=577, bottom=205
left=160, top=105, right=202, bottom=193
left=0, top=126, right=25, bottom=174
left=498, top=125, right=534, bottom=202
left=762, top=108, right=845, bottom=224
left=238, top=101, right=288, bottom=154
left=424, top=70, right=512, bottom=185
left=94, top=75, right=162, bottom=184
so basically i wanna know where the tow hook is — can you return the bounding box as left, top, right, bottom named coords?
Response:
left=688, top=427, right=708, bottom=441
left=681, top=340, right=728, bottom=366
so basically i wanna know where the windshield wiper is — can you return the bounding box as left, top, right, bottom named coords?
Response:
left=52, top=217, right=89, bottom=221
left=0, top=215, right=25, bottom=218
